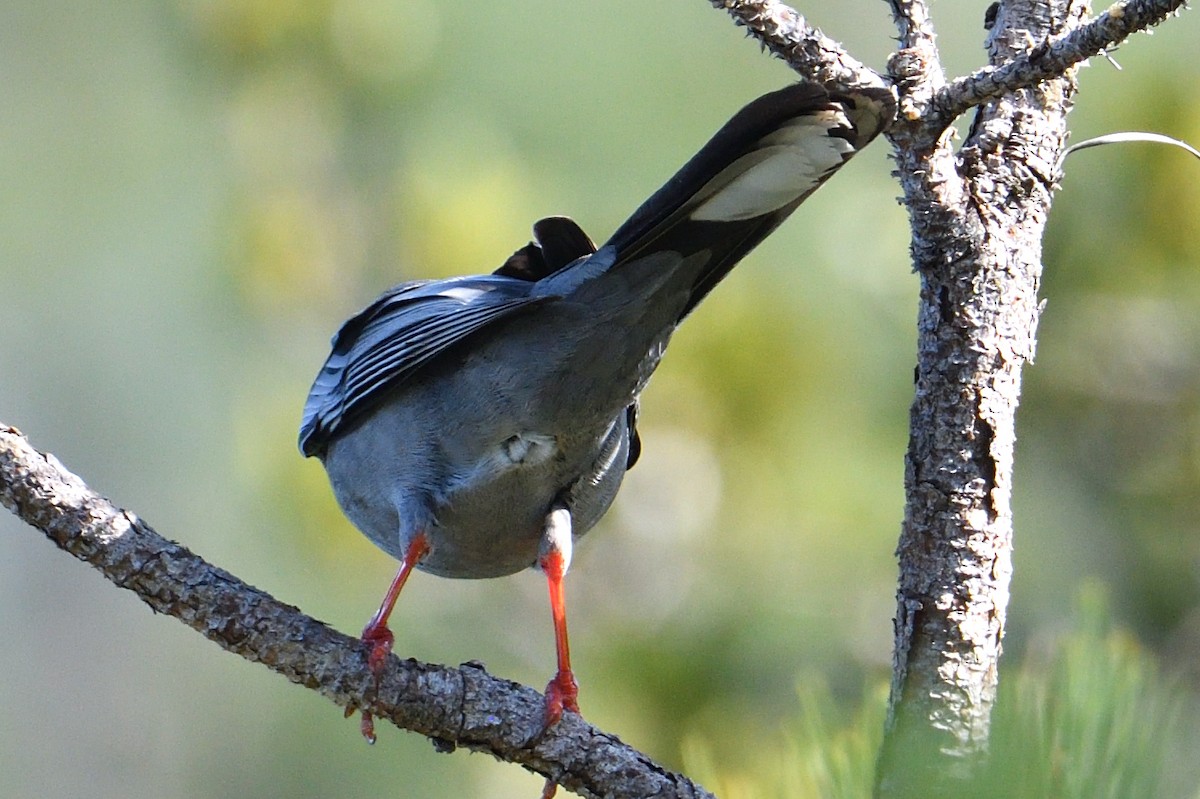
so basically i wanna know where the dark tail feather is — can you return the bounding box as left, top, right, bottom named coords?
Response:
left=495, top=216, right=597, bottom=281
left=602, top=82, right=894, bottom=320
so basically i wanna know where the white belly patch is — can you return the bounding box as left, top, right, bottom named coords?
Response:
left=499, top=432, right=558, bottom=466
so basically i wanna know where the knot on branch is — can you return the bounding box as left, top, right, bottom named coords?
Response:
left=888, top=46, right=942, bottom=122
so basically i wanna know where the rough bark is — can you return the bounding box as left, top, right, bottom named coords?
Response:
left=875, top=0, right=1083, bottom=793
left=0, top=425, right=713, bottom=799
left=713, top=0, right=1188, bottom=795
left=882, top=0, right=1191, bottom=794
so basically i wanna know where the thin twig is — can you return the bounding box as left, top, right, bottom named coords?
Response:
left=1061, top=130, right=1200, bottom=167
left=709, top=0, right=890, bottom=91
left=0, top=424, right=714, bottom=799
left=885, top=0, right=942, bottom=61
left=883, top=0, right=946, bottom=126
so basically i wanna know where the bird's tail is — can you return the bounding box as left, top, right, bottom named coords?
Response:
left=601, top=81, right=894, bottom=320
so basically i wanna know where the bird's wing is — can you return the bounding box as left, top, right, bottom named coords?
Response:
left=299, top=276, right=549, bottom=455
left=595, top=82, right=895, bottom=319
left=299, top=84, right=894, bottom=458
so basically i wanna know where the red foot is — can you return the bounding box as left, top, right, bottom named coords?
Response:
left=543, top=669, right=580, bottom=729
left=539, top=670, right=579, bottom=798
left=360, top=710, right=378, bottom=745
left=350, top=533, right=430, bottom=744
left=361, top=619, right=395, bottom=675
left=353, top=622, right=395, bottom=744
left=342, top=702, right=379, bottom=744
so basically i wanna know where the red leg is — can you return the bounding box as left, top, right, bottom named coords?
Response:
left=540, top=773, right=562, bottom=799
left=538, top=506, right=576, bottom=799
left=538, top=506, right=578, bottom=730
left=541, top=547, right=579, bottom=726
left=356, top=532, right=430, bottom=744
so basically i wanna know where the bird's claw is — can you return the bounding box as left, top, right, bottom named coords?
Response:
left=542, top=669, right=579, bottom=729
left=361, top=622, right=395, bottom=674
left=354, top=622, right=395, bottom=743
left=537, top=669, right=580, bottom=797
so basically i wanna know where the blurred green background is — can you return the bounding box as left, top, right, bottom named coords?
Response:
left=2, top=2, right=1198, bottom=797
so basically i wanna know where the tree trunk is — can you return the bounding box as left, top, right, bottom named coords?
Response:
left=876, top=1, right=1085, bottom=795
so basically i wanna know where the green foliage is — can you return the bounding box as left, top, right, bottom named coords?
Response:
left=686, top=587, right=1196, bottom=799
left=984, top=584, right=1193, bottom=799
left=683, top=681, right=884, bottom=799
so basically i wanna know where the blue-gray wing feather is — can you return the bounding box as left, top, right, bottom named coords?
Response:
left=299, top=276, right=549, bottom=456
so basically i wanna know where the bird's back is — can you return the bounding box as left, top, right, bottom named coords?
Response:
left=301, top=81, right=895, bottom=578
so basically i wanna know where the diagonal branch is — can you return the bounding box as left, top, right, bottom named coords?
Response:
left=713, top=0, right=1187, bottom=134
left=709, top=0, right=891, bottom=91
left=931, top=0, right=1189, bottom=126
left=0, top=424, right=714, bottom=799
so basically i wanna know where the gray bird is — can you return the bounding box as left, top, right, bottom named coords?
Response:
left=299, top=81, right=893, bottom=744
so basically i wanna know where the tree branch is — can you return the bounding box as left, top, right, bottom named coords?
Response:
left=886, top=0, right=940, bottom=55
left=931, top=0, right=1189, bottom=127
left=709, top=0, right=891, bottom=91
left=0, top=424, right=713, bottom=799
left=713, top=0, right=1187, bottom=134
left=884, top=0, right=947, bottom=127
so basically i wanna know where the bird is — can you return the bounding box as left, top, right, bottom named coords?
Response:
left=298, top=81, right=893, bottom=752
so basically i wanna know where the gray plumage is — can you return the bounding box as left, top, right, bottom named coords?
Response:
left=300, top=82, right=893, bottom=580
